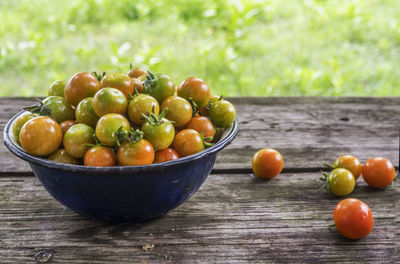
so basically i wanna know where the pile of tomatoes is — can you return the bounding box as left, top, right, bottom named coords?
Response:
left=12, top=67, right=236, bottom=167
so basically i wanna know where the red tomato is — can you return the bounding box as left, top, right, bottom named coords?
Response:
left=252, top=148, right=284, bottom=179
left=64, top=72, right=101, bottom=106
left=178, top=77, right=211, bottom=109
left=155, top=148, right=180, bottom=163
left=333, top=198, right=374, bottom=240
left=187, top=116, right=215, bottom=142
left=362, top=157, right=395, bottom=188
left=173, top=129, right=204, bottom=157
left=84, top=146, right=116, bottom=167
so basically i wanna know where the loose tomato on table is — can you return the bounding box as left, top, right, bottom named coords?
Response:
left=252, top=148, right=284, bottom=179
left=178, top=77, right=210, bottom=109
left=187, top=116, right=215, bottom=141
left=322, top=168, right=355, bottom=196
left=64, top=72, right=101, bottom=106
left=93, top=88, right=128, bottom=117
left=48, top=80, right=66, bottom=97
left=75, top=97, right=99, bottom=127
left=143, top=72, right=176, bottom=104
left=161, top=96, right=192, bottom=127
left=173, top=129, right=209, bottom=157
left=362, top=157, right=395, bottom=188
left=19, top=116, right=62, bottom=156
left=155, top=148, right=180, bottom=163
left=95, top=113, right=130, bottom=147
left=330, top=155, right=362, bottom=180
left=127, top=92, right=159, bottom=125
left=12, top=112, right=37, bottom=143
left=60, top=120, right=78, bottom=136
left=63, top=123, right=96, bottom=158
left=84, top=146, right=116, bottom=167
left=100, top=73, right=134, bottom=99
left=116, top=129, right=154, bottom=166
left=208, top=98, right=236, bottom=128
left=333, top=198, right=374, bottom=240
left=141, top=109, right=175, bottom=150
left=48, top=149, right=79, bottom=165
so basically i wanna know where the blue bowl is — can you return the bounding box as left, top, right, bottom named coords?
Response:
left=4, top=111, right=238, bottom=222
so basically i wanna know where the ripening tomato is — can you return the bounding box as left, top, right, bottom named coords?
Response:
left=127, top=94, right=159, bottom=125
left=60, top=120, right=78, bottom=136
left=48, top=80, right=66, bottom=97
left=362, top=157, right=395, bottom=188
left=117, top=139, right=154, bottom=166
left=65, top=72, right=101, bottom=106
left=100, top=73, right=134, bottom=99
left=333, top=198, right=373, bottom=240
left=327, top=168, right=355, bottom=196
left=333, top=155, right=362, bottom=180
left=93, top=88, right=128, bottom=117
left=41, top=96, right=75, bottom=123
left=133, top=78, right=144, bottom=93
left=198, top=94, right=219, bottom=116
left=178, top=77, right=211, bottom=109
left=141, top=110, right=175, bottom=150
left=48, top=149, right=79, bottom=165
left=84, top=146, right=116, bottom=167
left=12, top=112, right=37, bottom=144
left=143, top=72, right=176, bottom=104
left=95, top=113, right=130, bottom=146
left=161, top=96, right=192, bottom=127
left=19, top=116, right=62, bottom=156
left=155, top=148, right=180, bottom=163
left=209, top=99, right=236, bottom=128
left=75, top=97, right=99, bottom=127
left=187, top=116, right=215, bottom=142
left=63, top=123, right=95, bottom=158
left=127, top=67, right=147, bottom=79
left=173, top=129, right=205, bottom=157
left=252, top=148, right=284, bottom=179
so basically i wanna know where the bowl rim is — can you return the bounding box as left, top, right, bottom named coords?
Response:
left=4, top=110, right=239, bottom=174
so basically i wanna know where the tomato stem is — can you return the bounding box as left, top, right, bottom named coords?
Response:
left=188, top=97, right=198, bottom=116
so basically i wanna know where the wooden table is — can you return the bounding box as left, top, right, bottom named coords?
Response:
left=0, top=97, right=399, bottom=263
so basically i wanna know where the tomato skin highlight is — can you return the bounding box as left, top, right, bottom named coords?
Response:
left=48, top=149, right=79, bottom=165
left=333, top=198, right=374, bottom=240
left=100, top=73, right=134, bottom=99
left=187, top=116, right=215, bottom=142
left=117, top=139, right=155, bottom=166
left=63, top=123, right=96, bottom=158
left=60, top=120, right=78, bottom=136
left=19, top=116, right=62, bottom=156
left=178, top=77, right=211, bottom=109
left=173, top=129, right=204, bottom=157
left=128, top=94, right=159, bottom=125
left=65, top=72, right=101, bottom=106
left=95, top=114, right=130, bottom=147
left=93, top=88, right=128, bottom=117
left=333, top=155, right=362, bottom=180
left=48, top=80, right=66, bottom=97
left=84, top=146, right=116, bottom=167
left=327, top=168, right=355, bottom=196
left=362, top=157, right=395, bottom=188
left=161, top=96, right=192, bottom=127
left=252, top=148, right=283, bottom=179
left=155, top=148, right=180, bottom=163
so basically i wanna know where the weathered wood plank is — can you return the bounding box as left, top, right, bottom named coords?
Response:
left=0, top=172, right=398, bottom=263
left=0, top=97, right=399, bottom=173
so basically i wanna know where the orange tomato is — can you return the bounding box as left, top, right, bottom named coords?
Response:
left=127, top=67, right=147, bottom=79
left=173, top=129, right=204, bottom=157
left=64, top=72, right=100, bottom=106
left=84, top=146, right=116, bottom=167
left=362, top=157, right=395, bottom=188
left=60, top=120, right=78, bottom=136
left=252, top=148, right=284, bottom=179
left=117, top=139, right=155, bottom=166
left=187, top=116, right=215, bottom=142
left=155, top=148, right=180, bottom=163
left=178, top=77, right=211, bottom=109
left=333, top=155, right=362, bottom=180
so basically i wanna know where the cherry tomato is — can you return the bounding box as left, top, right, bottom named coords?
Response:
left=127, top=67, right=147, bottom=79
left=93, top=88, right=127, bottom=117
left=48, top=149, right=79, bottom=165
left=65, top=72, right=101, bottom=106
left=117, top=139, right=154, bottom=166
left=327, top=168, right=355, bottom=196
left=100, top=73, right=134, bottom=99
left=155, top=148, right=180, bottom=163
left=127, top=94, right=159, bottom=125
left=161, top=96, right=192, bottom=127
left=63, top=123, right=95, bottom=158
left=141, top=110, right=175, bottom=150
left=41, top=96, right=75, bottom=123
left=362, top=157, right=395, bottom=188
left=48, top=80, right=65, bottom=97
left=19, top=116, right=62, bottom=156
left=198, top=94, right=219, bottom=116
left=173, top=129, right=204, bottom=157
left=75, top=97, right=99, bottom=127
left=178, top=77, right=211, bottom=109
left=60, top=120, right=78, bottom=136
left=333, top=198, right=373, bottom=239
left=84, top=146, right=116, bottom=167
left=209, top=99, right=236, bottom=128
left=252, top=148, right=284, bottom=179
left=187, top=116, right=215, bottom=142
left=133, top=78, right=144, bottom=93
left=333, top=155, right=362, bottom=180
left=96, top=114, right=130, bottom=146
left=143, top=72, right=176, bottom=104
left=12, top=112, right=37, bottom=143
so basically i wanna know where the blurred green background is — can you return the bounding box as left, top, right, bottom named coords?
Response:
left=1, top=0, right=399, bottom=97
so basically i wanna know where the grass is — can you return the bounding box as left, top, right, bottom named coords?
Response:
left=1, top=0, right=400, bottom=97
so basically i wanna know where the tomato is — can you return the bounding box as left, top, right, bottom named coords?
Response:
left=60, top=120, right=78, bottom=136
left=95, top=114, right=130, bottom=146
left=133, top=78, right=144, bottom=93
left=63, top=123, right=95, bottom=158
left=178, top=77, right=211, bottom=109
left=84, top=146, right=116, bottom=167
left=75, top=97, right=99, bottom=127
left=141, top=109, right=175, bottom=150
left=208, top=99, right=236, bottom=128
left=128, top=94, right=159, bottom=125
left=100, top=73, right=134, bottom=99
left=19, top=116, right=62, bottom=156
left=187, top=116, right=215, bottom=142
left=333, top=198, right=373, bottom=239
left=198, top=94, right=219, bottom=116
left=117, top=139, right=154, bottom=166
left=143, top=72, right=176, bottom=104
left=155, top=148, right=180, bottom=163
left=12, top=112, right=37, bottom=144
left=48, top=80, right=65, bottom=97
left=127, top=67, right=147, bottom=79
left=48, top=149, right=79, bottom=165
left=333, top=155, right=362, bottom=180
left=65, top=72, right=101, bottom=106
left=93, top=88, right=127, bottom=117
left=326, top=168, right=355, bottom=196
left=34, top=96, right=75, bottom=123
left=252, top=148, right=284, bottom=179
left=173, top=129, right=204, bottom=157
left=161, top=96, right=192, bottom=127
left=362, top=157, right=395, bottom=188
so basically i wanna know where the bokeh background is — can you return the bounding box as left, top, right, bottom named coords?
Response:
left=1, top=0, right=399, bottom=97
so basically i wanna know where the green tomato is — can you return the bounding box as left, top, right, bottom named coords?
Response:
left=93, top=88, right=128, bottom=117
left=95, top=113, right=130, bottom=146
left=327, top=168, right=355, bottom=196
left=42, top=96, right=75, bottom=123
left=63, top=124, right=95, bottom=158
left=48, top=80, right=66, bottom=97
left=48, top=149, right=79, bottom=165
left=141, top=118, right=175, bottom=150
left=128, top=94, right=159, bottom=125
left=12, top=112, right=37, bottom=144
left=209, top=99, right=236, bottom=128
left=160, top=96, right=192, bottom=127
left=143, top=72, right=176, bottom=104
left=75, top=97, right=99, bottom=127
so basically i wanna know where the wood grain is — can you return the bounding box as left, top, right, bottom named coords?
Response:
left=0, top=172, right=398, bottom=263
